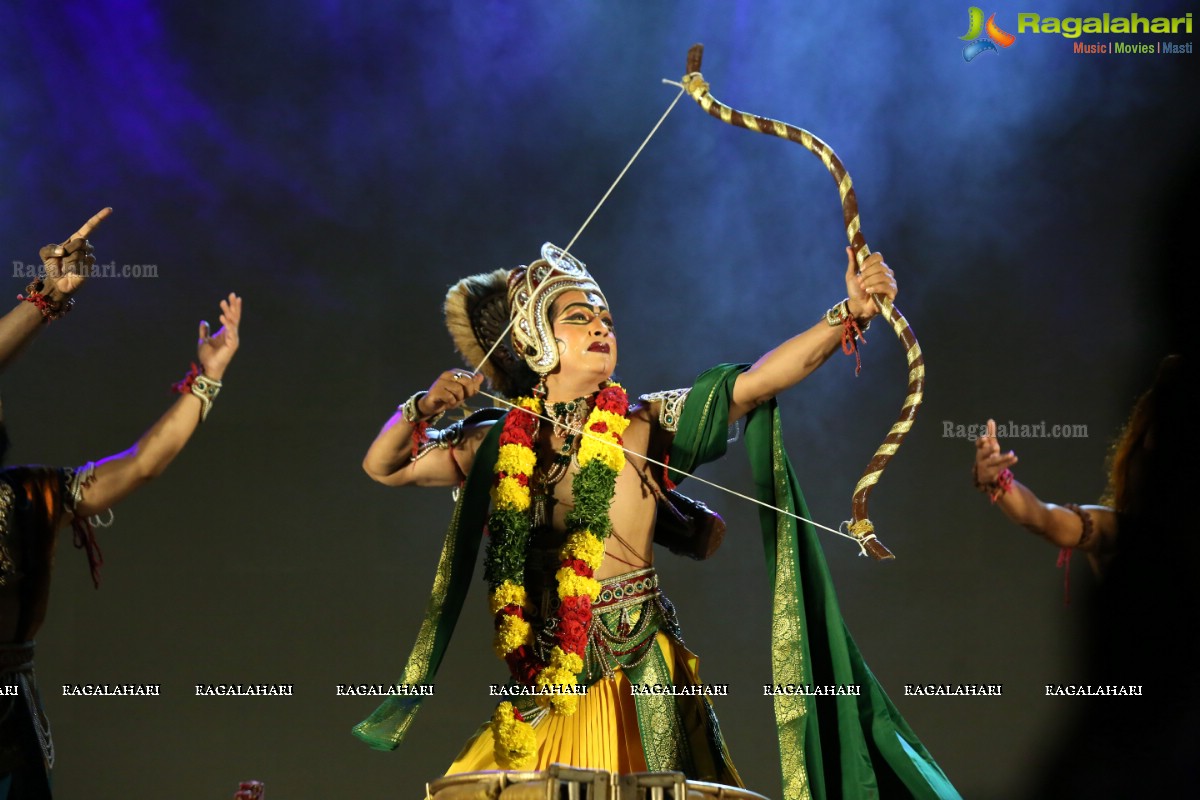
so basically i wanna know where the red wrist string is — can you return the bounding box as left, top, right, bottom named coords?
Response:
left=17, top=290, right=54, bottom=321
left=990, top=468, right=1014, bottom=503
left=18, top=279, right=74, bottom=321
left=1055, top=504, right=1092, bottom=607
left=172, top=362, right=202, bottom=394
left=841, top=316, right=866, bottom=376
left=72, top=517, right=105, bottom=589
left=411, top=421, right=431, bottom=458
left=1056, top=547, right=1072, bottom=606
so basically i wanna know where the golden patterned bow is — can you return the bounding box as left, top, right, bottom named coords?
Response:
left=680, top=44, right=927, bottom=560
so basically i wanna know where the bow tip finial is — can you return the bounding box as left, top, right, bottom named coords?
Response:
left=686, top=43, right=704, bottom=74
left=862, top=539, right=896, bottom=561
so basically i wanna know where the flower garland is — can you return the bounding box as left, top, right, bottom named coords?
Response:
left=482, top=382, right=630, bottom=768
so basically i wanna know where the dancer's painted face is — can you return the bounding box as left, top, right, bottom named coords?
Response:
left=550, top=290, right=617, bottom=384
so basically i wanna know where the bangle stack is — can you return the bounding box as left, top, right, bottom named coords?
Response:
left=400, top=391, right=445, bottom=425
left=401, top=390, right=445, bottom=459
left=17, top=280, right=74, bottom=322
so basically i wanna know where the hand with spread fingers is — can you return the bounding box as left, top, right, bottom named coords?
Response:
left=974, top=418, right=1018, bottom=487
left=37, top=207, right=112, bottom=299
left=844, top=247, right=897, bottom=322
left=417, top=369, right=484, bottom=420
left=196, top=293, right=242, bottom=381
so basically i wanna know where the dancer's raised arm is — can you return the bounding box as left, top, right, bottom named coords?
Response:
left=729, top=248, right=896, bottom=422
left=70, top=293, right=241, bottom=519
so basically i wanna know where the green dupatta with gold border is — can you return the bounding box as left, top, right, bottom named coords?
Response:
left=352, top=410, right=504, bottom=749
left=669, top=364, right=959, bottom=800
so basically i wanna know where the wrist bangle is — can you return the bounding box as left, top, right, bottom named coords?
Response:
left=401, top=391, right=444, bottom=425
left=17, top=280, right=74, bottom=322
left=826, top=299, right=872, bottom=331
left=825, top=299, right=851, bottom=327
left=191, top=374, right=222, bottom=422
left=171, top=362, right=222, bottom=422
left=826, top=298, right=873, bottom=332
left=827, top=298, right=870, bottom=376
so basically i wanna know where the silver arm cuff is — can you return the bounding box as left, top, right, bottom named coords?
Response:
left=65, top=462, right=114, bottom=528
left=65, top=461, right=97, bottom=516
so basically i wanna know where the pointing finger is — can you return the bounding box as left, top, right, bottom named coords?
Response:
left=65, top=207, right=113, bottom=244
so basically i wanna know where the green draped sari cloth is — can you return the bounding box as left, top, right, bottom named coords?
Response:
left=354, top=367, right=959, bottom=799
left=669, top=364, right=959, bottom=800
left=352, top=409, right=504, bottom=750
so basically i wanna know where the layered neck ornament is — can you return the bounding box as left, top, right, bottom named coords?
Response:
left=483, top=382, right=631, bottom=769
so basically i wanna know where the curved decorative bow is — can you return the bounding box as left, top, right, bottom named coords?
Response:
left=680, top=44, right=926, bottom=560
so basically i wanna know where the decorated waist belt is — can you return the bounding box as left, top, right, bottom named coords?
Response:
left=0, top=640, right=53, bottom=771
left=594, top=567, right=660, bottom=612
left=529, top=568, right=683, bottom=684
left=583, top=568, right=682, bottom=683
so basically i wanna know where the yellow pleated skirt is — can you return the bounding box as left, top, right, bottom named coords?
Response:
left=446, top=631, right=727, bottom=776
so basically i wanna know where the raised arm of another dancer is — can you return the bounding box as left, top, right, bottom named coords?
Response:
left=0, top=208, right=112, bottom=371
left=362, top=369, right=494, bottom=487
left=728, top=247, right=896, bottom=422
left=973, top=418, right=1118, bottom=572
left=67, top=293, right=241, bottom=520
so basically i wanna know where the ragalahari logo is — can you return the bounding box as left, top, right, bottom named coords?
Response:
left=960, top=7, right=1016, bottom=61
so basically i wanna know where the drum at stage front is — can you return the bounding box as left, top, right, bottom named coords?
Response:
left=427, top=766, right=603, bottom=800
left=618, top=772, right=770, bottom=800
left=678, top=779, right=770, bottom=800
left=426, top=766, right=770, bottom=800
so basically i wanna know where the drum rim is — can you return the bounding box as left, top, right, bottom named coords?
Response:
left=427, top=769, right=548, bottom=791
left=427, top=769, right=769, bottom=800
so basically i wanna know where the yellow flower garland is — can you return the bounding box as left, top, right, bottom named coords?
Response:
left=491, top=702, right=537, bottom=769
left=560, top=530, right=605, bottom=571
left=486, top=384, right=631, bottom=767
left=489, top=581, right=528, bottom=615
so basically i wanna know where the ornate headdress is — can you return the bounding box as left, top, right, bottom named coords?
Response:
left=445, top=243, right=607, bottom=398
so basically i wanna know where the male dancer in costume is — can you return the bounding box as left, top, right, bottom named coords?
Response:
left=1, top=211, right=242, bottom=799
left=358, top=244, right=959, bottom=799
